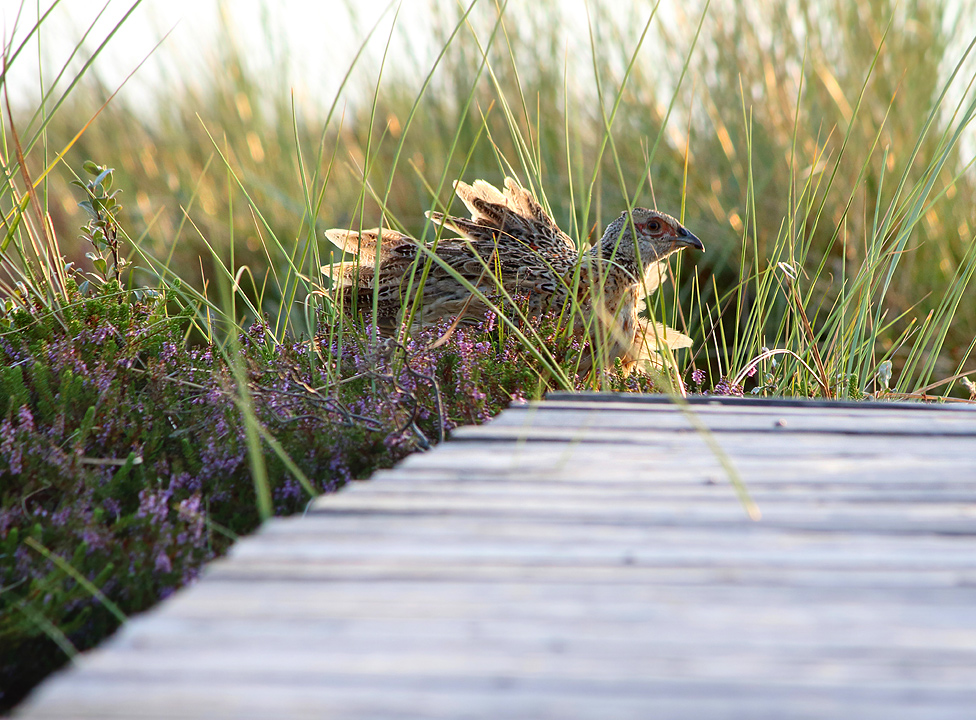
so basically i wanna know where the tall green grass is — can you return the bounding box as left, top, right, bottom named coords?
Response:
left=3, top=0, right=975, bottom=395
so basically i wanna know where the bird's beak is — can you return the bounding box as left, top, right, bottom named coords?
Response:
left=675, top=225, right=704, bottom=252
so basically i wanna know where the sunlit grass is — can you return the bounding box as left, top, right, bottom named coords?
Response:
left=6, top=0, right=973, bottom=398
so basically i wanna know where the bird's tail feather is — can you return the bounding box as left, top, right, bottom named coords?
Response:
left=322, top=228, right=411, bottom=285
left=426, top=177, right=561, bottom=243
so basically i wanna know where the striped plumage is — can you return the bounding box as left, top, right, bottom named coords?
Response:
left=323, top=177, right=704, bottom=373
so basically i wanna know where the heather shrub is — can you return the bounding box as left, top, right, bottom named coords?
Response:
left=0, top=270, right=644, bottom=705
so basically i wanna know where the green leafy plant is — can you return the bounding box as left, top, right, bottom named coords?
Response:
left=72, top=162, right=128, bottom=291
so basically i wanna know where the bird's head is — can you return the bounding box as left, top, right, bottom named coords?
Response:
left=598, top=208, right=704, bottom=277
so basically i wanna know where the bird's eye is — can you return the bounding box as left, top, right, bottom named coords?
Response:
left=646, top=220, right=661, bottom=232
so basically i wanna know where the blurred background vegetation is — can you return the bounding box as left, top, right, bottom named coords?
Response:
left=6, top=0, right=976, bottom=391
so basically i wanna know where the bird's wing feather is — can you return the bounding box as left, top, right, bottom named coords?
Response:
left=427, top=177, right=577, bottom=265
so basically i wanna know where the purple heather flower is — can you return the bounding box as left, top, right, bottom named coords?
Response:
left=692, top=369, right=705, bottom=385
left=17, top=404, right=35, bottom=432
left=102, top=497, right=121, bottom=519
left=182, top=566, right=202, bottom=586
left=273, top=478, right=304, bottom=503
left=50, top=506, right=72, bottom=528
left=177, top=494, right=206, bottom=541
left=155, top=550, right=173, bottom=574
left=96, top=366, right=114, bottom=393
left=0, top=417, right=19, bottom=474
left=137, top=488, right=172, bottom=524
left=713, top=377, right=744, bottom=397
left=160, top=342, right=179, bottom=363
left=81, top=528, right=104, bottom=550
left=327, top=452, right=351, bottom=483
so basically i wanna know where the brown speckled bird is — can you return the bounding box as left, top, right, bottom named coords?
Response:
left=323, top=177, right=704, bottom=373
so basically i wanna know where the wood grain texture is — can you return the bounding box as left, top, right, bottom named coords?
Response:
left=16, top=394, right=976, bottom=719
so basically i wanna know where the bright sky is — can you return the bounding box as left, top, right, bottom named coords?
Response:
left=4, top=0, right=974, bottom=161
left=4, top=0, right=438, bottom=111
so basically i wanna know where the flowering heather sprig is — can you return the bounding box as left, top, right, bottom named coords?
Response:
left=713, top=377, right=745, bottom=397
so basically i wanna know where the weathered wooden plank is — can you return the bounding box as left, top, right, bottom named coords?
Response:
left=37, top=574, right=976, bottom=677
left=324, top=479, right=976, bottom=501
left=326, top=472, right=976, bottom=501
left=40, top=642, right=976, bottom=687
left=219, top=520, right=976, bottom=574
left=16, top=395, right=976, bottom=720
left=349, top=471, right=976, bottom=501
left=214, top=549, right=976, bottom=579
left=493, top=405, right=976, bottom=435
left=218, top=544, right=976, bottom=575
left=77, top=591, right=976, bottom=648
left=129, top=594, right=970, bottom=645
left=202, top=562, right=976, bottom=594
left=538, top=399, right=976, bottom=419
left=449, top=424, right=976, bottom=450
left=545, top=392, right=976, bottom=414
left=304, top=473, right=976, bottom=534
left=23, top=676, right=976, bottom=720
left=302, top=495, right=976, bottom=535
left=385, top=445, right=976, bottom=487
left=311, top=489, right=976, bottom=522
left=395, top=438, right=975, bottom=468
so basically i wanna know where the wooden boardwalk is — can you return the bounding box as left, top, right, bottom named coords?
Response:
left=17, top=394, right=976, bottom=719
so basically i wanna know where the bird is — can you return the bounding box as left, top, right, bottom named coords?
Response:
left=323, top=177, right=704, bottom=374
